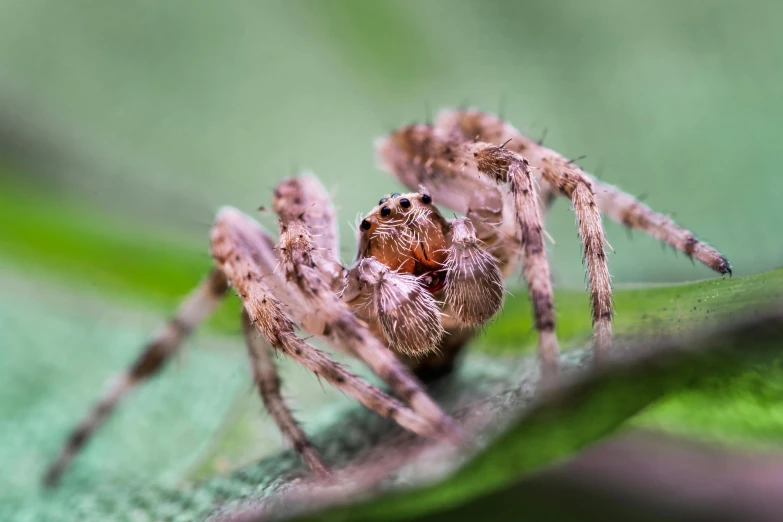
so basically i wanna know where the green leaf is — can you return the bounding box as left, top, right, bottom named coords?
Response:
left=3, top=264, right=782, bottom=521
left=293, top=304, right=783, bottom=522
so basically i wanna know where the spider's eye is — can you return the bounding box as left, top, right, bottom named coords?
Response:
left=380, top=206, right=391, bottom=217
left=360, top=219, right=371, bottom=231
left=421, top=194, right=432, bottom=204
left=399, top=198, right=410, bottom=208
left=391, top=193, right=400, bottom=198
left=378, top=197, right=387, bottom=205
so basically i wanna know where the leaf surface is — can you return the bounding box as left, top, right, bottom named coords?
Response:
left=3, top=266, right=782, bottom=521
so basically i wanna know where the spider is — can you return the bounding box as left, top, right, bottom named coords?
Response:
left=43, top=108, right=731, bottom=485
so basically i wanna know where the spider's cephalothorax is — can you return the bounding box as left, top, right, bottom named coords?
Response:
left=44, top=108, right=732, bottom=486
left=358, top=192, right=450, bottom=285
left=346, top=191, right=504, bottom=362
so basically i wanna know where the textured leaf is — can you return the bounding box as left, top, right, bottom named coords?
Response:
left=3, top=265, right=782, bottom=521
left=289, top=310, right=783, bottom=522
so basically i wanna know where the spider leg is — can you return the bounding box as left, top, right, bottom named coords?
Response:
left=592, top=183, right=731, bottom=274
left=377, top=125, right=560, bottom=376
left=433, top=110, right=613, bottom=358
left=272, top=174, right=343, bottom=285
left=437, top=109, right=731, bottom=275
left=212, top=206, right=455, bottom=443
left=535, top=153, right=614, bottom=357
left=269, top=178, right=458, bottom=438
left=43, top=269, right=229, bottom=487
left=240, top=310, right=329, bottom=477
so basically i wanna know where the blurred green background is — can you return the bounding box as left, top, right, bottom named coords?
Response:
left=2, top=0, right=783, bottom=519
left=3, top=0, right=782, bottom=290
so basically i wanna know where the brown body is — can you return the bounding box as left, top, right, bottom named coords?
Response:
left=347, top=191, right=497, bottom=380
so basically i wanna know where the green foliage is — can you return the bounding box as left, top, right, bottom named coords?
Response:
left=2, top=0, right=783, bottom=287
left=3, top=247, right=782, bottom=520
left=301, top=308, right=783, bottom=522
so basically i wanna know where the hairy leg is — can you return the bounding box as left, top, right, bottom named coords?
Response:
left=536, top=155, right=613, bottom=357
left=272, top=174, right=344, bottom=287
left=43, top=269, right=228, bottom=486
left=241, top=311, right=329, bottom=477
left=594, top=184, right=731, bottom=274
left=438, top=109, right=731, bottom=275
left=377, top=126, right=560, bottom=376
left=435, top=110, right=613, bottom=358
left=211, top=207, right=452, bottom=442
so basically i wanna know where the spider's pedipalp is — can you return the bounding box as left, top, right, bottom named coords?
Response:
left=356, top=256, right=445, bottom=357
left=444, top=217, right=504, bottom=326
left=43, top=269, right=229, bottom=487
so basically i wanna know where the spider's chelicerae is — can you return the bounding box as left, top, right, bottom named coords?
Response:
left=44, top=108, right=731, bottom=485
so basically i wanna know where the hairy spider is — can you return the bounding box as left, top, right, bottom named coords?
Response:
left=44, top=108, right=731, bottom=485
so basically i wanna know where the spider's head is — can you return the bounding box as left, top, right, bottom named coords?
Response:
left=356, top=192, right=449, bottom=290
